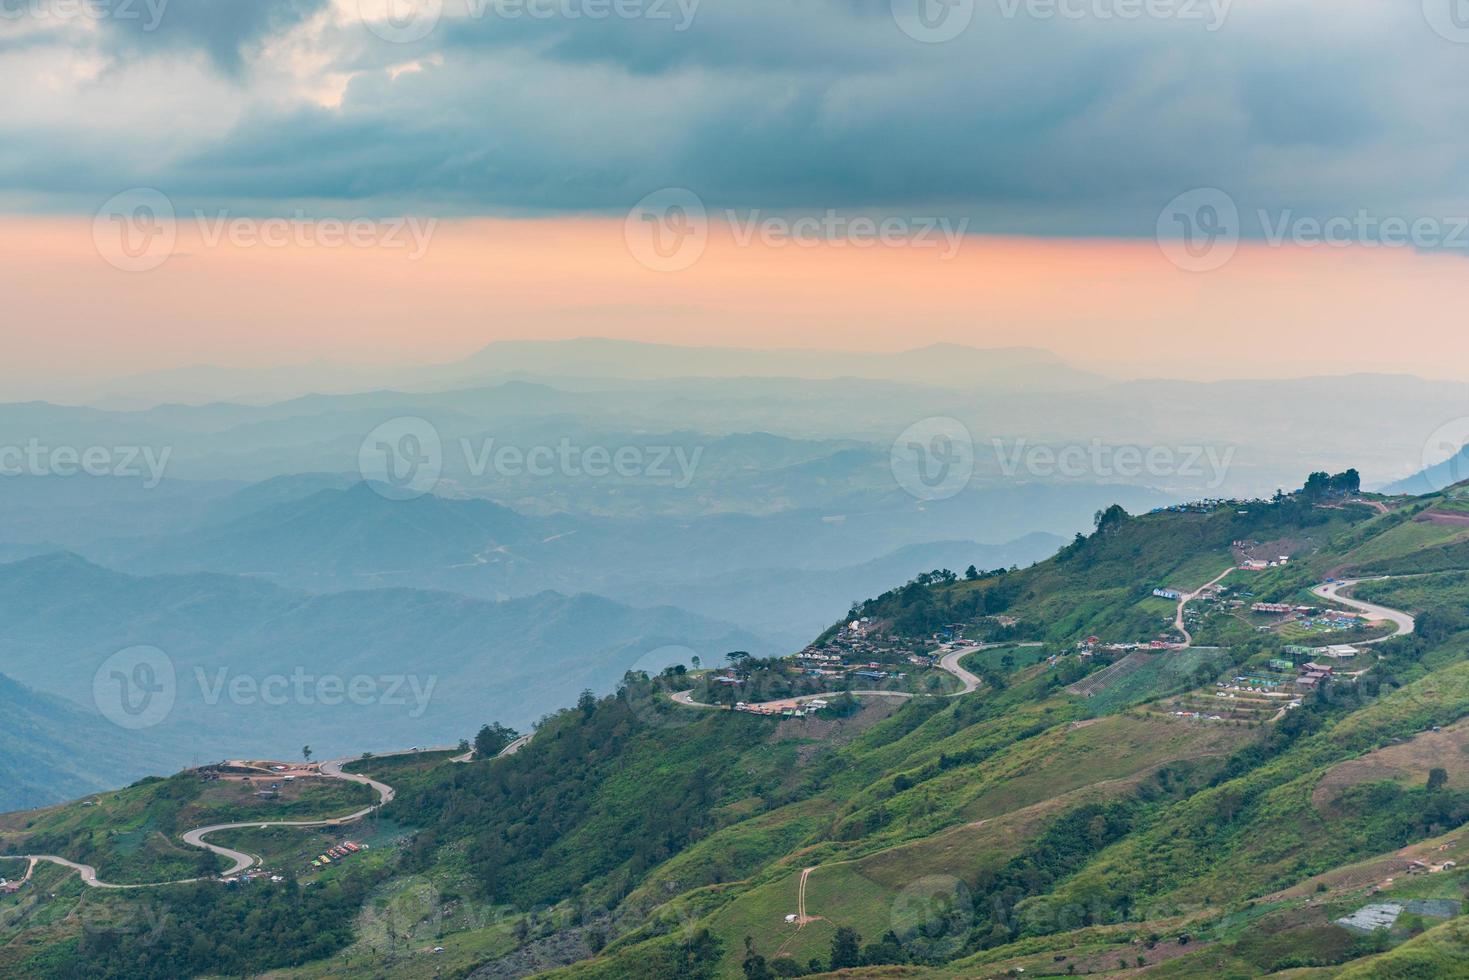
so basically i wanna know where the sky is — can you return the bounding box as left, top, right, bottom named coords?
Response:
left=5, top=0, right=1469, bottom=385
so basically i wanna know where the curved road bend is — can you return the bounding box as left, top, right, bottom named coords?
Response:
left=673, top=641, right=1041, bottom=711
left=14, top=738, right=532, bottom=890
left=1311, top=578, right=1416, bottom=644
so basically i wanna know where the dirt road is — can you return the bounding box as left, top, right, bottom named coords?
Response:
left=12, top=739, right=529, bottom=890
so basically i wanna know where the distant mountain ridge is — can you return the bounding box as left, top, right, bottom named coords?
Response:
left=17, top=339, right=1106, bottom=407
left=1383, top=445, right=1469, bottom=496
left=0, top=552, right=774, bottom=788
left=0, top=670, right=145, bottom=812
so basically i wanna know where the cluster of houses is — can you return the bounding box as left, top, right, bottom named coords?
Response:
left=1077, top=636, right=1184, bottom=657
left=1408, top=858, right=1458, bottom=875
left=224, top=871, right=285, bottom=886
left=0, top=877, right=22, bottom=895
left=1149, top=498, right=1247, bottom=515
left=799, top=617, right=912, bottom=662
left=310, top=840, right=364, bottom=869
left=1307, top=644, right=1360, bottom=659
left=791, top=615, right=942, bottom=678
left=1297, top=662, right=1336, bottom=689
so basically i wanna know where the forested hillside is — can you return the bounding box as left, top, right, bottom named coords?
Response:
left=8, top=477, right=1469, bottom=979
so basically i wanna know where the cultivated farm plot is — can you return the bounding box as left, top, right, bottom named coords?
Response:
left=1071, top=648, right=1231, bottom=716
left=1154, top=687, right=1289, bottom=725
left=1067, top=652, right=1155, bottom=698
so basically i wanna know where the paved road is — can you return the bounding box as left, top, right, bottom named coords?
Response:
left=938, top=646, right=984, bottom=694
left=672, top=642, right=1042, bottom=711
left=1312, top=579, right=1416, bottom=644
left=11, top=739, right=531, bottom=890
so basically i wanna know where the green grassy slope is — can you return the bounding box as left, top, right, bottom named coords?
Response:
left=9, top=481, right=1469, bottom=979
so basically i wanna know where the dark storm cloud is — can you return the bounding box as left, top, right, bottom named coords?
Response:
left=101, top=0, right=331, bottom=75
left=4, top=0, right=1469, bottom=239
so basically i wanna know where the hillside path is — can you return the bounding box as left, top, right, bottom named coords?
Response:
left=9, top=737, right=531, bottom=890
left=672, top=642, right=1042, bottom=712
left=1174, top=566, right=1238, bottom=647
left=1311, top=579, right=1416, bottom=643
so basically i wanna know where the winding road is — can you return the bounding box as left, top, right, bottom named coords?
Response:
left=8, top=738, right=531, bottom=891
left=1311, top=578, right=1416, bottom=643
left=672, top=642, right=1037, bottom=713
